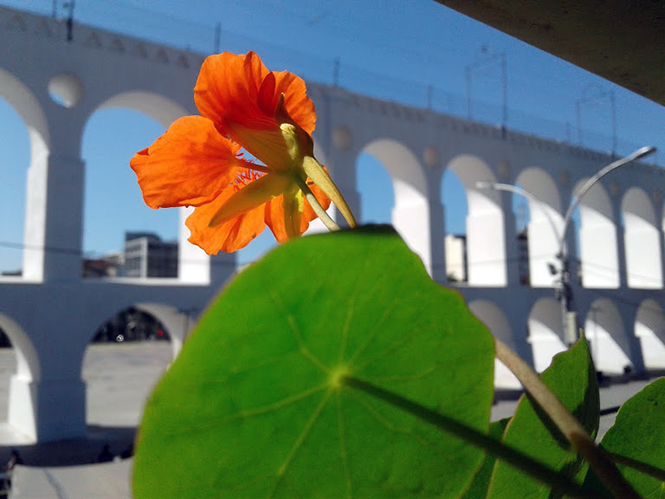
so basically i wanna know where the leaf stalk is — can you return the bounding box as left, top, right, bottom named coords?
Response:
left=494, top=339, right=640, bottom=499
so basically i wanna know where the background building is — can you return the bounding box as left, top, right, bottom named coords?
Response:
left=82, top=251, right=123, bottom=278
left=516, top=229, right=530, bottom=286
left=123, top=232, right=177, bottom=279
left=444, top=234, right=467, bottom=282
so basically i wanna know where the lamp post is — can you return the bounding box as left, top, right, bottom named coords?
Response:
left=477, top=145, right=657, bottom=346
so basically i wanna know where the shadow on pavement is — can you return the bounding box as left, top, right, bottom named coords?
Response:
left=0, top=425, right=135, bottom=467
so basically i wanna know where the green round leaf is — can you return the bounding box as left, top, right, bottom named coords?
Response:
left=487, top=336, right=599, bottom=499
left=134, top=226, right=495, bottom=498
left=586, top=377, right=665, bottom=497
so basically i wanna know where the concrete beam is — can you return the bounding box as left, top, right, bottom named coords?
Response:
left=435, top=1, right=665, bottom=106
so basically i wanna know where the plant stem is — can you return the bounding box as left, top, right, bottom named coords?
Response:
left=494, top=339, right=640, bottom=499
left=342, top=376, right=602, bottom=499
left=296, top=177, right=341, bottom=233
left=602, top=451, right=665, bottom=482
left=301, top=156, right=357, bottom=228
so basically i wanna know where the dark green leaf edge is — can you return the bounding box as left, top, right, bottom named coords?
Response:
left=461, top=418, right=510, bottom=499
left=485, top=335, right=608, bottom=498
left=584, top=377, right=665, bottom=497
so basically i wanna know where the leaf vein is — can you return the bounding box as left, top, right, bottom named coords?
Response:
left=347, top=389, right=431, bottom=448
left=160, top=384, right=327, bottom=439
left=353, top=324, right=424, bottom=372
left=269, top=389, right=334, bottom=497
left=336, top=390, right=353, bottom=499
left=347, top=295, right=411, bottom=367
left=266, top=287, right=330, bottom=374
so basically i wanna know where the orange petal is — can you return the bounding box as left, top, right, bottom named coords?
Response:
left=194, top=52, right=316, bottom=136
left=195, top=52, right=272, bottom=134
left=271, top=70, right=316, bottom=135
left=130, top=116, right=247, bottom=209
left=186, top=183, right=266, bottom=254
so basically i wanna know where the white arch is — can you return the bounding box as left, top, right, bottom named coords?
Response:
left=82, top=303, right=185, bottom=373
left=447, top=155, right=506, bottom=286
left=135, top=303, right=191, bottom=359
left=622, top=187, right=663, bottom=289
left=362, top=139, right=431, bottom=273
left=0, top=313, right=40, bottom=441
left=574, top=180, right=619, bottom=288
left=584, top=298, right=632, bottom=374
left=87, top=91, right=213, bottom=284
left=515, top=168, right=564, bottom=287
left=0, top=68, right=50, bottom=149
left=0, top=68, right=51, bottom=281
left=468, top=300, right=520, bottom=389
left=81, top=304, right=182, bottom=431
left=0, top=95, right=29, bottom=277
left=635, top=299, right=665, bottom=369
left=527, top=298, right=567, bottom=372
left=96, top=90, right=188, bottom=129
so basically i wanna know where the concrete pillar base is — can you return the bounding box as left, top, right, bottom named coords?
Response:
left=9, top=377, right=86, bottom=443
left=8, top=375, right=37, bottom=441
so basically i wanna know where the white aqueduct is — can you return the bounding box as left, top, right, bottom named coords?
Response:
left=1, top=5, right=665, bottom=442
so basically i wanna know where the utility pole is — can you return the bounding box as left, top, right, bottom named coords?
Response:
left=332, top=57, right=340, bottom=87
left=465, top=49, right=508, bottom=128
left=576, top=84, right=617, bottom=156
left=214, top=22, right=221, bottom=54
left=63, top=0, right=75, bottom=42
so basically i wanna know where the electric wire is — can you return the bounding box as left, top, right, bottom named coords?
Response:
left=0, top=0, right=648, bottom=154
left=4, top=238, right=665, bottom=291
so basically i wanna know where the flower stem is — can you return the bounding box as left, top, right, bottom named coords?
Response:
left=342, top=376, right=602, bottom=499
left=494, top=339, right=640, bottom=498
left=296, top=177, right=341, bottom=233
left=301, top=156, right=357, bottom=228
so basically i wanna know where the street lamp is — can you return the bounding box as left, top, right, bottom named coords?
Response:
left=475, top=181, right=560, bottom=242
left=477, top=145, right=656, bottom=346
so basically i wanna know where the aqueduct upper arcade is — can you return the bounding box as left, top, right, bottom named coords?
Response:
left=1, top=5, right=665, bottom=441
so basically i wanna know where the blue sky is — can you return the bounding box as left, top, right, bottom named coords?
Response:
left=1, top=0, right=664, bottom=272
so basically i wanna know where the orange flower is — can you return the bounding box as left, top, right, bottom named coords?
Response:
left=130, top=51, right=355, bottom=254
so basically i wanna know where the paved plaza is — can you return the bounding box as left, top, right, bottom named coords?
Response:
left=0, top=342, right=172, bottom=498
left=0, top=342, right=172, bottom=455
left=0, top=342, right=657, bottom=497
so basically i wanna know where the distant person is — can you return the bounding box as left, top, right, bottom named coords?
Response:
left=119, top=443, right=134, bottom=460
left=1, top=449, right=23, bottom=489
left=4, top=449, right=22, bottom=471
left=96, top=444, right=113, bottom=463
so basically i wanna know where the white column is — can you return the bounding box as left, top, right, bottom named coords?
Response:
left=24, top=153, right=85, bottom=282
